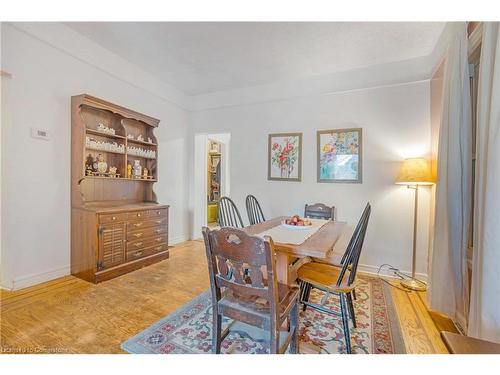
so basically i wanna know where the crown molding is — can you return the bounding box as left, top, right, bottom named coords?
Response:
left=7, top=22, right=190, bottom=110
left=189, top=54, right=435, bottom=111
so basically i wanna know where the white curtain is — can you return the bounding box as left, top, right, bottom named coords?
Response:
left=468, top=22, right=500, bottom=343
left=428, top=23, right=471, bottom=329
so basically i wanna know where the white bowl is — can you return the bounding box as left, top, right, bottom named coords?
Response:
left=281, top=221, right=313, bottom=230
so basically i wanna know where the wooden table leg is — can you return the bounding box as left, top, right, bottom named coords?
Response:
left=275, top=254, right=321, bottom=354
left=275, top=252, right=292, bottom=285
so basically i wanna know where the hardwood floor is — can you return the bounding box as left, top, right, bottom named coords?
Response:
left=0, top=240, right=449, bottom=354
left=388, top=281, right=450, bottom=353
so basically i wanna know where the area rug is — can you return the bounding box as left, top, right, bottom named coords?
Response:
left=121, top=277, right=405, bottom=354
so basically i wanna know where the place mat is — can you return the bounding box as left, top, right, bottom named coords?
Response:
left=256, top=218, right=329, bottom=245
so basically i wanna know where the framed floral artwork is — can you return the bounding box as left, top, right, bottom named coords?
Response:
left=268, top=133, right=302, bottom=181
left=317, top=128, right=362, bottom=183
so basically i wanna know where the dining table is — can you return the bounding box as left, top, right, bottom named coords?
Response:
left=244, top=216, right=346, bottom=286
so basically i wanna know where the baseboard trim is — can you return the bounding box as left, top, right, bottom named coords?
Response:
left=6, top=234, right=190, bottom=291
left=169, top=234, right=189, bottom=245
left=358, top=263, right=428, bottom=282
left=10, top=266, right=70, bottom=291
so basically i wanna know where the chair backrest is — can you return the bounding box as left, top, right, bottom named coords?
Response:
left=246, top=195, right=266, bottom=225
left=217, top=196, right=244, bottom=228
left=304, top=203, right=335, bottom=220
left=202, top=226, right=279, bottom=316
left=336, top=203, right=371, bottom=287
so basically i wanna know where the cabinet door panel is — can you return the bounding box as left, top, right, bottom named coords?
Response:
left=98, top=223, right=126, bottom=269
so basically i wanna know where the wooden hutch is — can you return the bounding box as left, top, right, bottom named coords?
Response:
left=71, top=94, right=169, bottom=283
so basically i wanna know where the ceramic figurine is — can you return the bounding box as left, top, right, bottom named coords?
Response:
left=137, top=134, right=144, bottom=142
left=109, top=166, right=117, bottom=177
left=127, top=163, right=132, bottom=178
left=85, top=154, right=94, bottom=175
left=133, top=160, right=142, bottom=178
left=127, top=134, right=135, bottom=140
left=148, top=137, right=152, bottom=143
left=93, top=153, right=108, bottom=174
left=143, top=168, right=148, bottom=178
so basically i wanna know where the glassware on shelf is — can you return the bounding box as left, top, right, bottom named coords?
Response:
left=127, top=145, right=156, bottom=159
left=86, top=136, right=125, bottom=153
left=96, top=122, right=115, bottom=135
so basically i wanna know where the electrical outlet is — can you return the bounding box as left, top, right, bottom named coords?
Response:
left=31, top=128, right=51, bottom=140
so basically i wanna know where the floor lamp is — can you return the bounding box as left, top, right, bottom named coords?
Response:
left=395, top=158, right=435, bottom=291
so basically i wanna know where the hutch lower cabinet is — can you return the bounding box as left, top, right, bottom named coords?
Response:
left=71, top=94, right=169, bottom=283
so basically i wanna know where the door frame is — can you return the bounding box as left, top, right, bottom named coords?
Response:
left=192, top=133, right=230, bottom=239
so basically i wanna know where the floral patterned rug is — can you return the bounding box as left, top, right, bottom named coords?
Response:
left=121, top=276, right=405, bottom=354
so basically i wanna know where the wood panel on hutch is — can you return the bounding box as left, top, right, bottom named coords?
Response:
left=71, top=94, right=169, bottom=283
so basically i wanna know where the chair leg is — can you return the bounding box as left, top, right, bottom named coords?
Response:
left=289, top=302, right=299, bottom=354
left=270, top=326, right=279, bottom=354
left=302, top=283, right=312, bottom=312
left=212, top=312, right=222, bottom=354
left=352, top=288, right=357, bottom=301
left=339, top=293, right=352, bottom=354
left=347, top=292, right=357, bottom=328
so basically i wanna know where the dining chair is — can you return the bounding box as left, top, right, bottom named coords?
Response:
left=297, top=203, right=371, bottom=354
left=245, top=194, right=266, bottom=225
left=304, top=203, right=335, bottom=220
left=202, top=226, right=300, bottom=354
left=217, top=196, right=244, bottom=228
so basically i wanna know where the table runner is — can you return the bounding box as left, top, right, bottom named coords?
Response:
left=256, top=218, right=329, bottom=245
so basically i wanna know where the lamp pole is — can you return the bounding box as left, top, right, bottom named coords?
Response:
left=401, top=184, right=426, bottom=291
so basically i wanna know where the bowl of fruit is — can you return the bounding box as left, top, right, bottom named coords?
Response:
left=281, top=215, right=313, bottom=230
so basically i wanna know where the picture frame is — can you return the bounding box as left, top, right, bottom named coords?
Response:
left=317, top=128, right=362, bottom=183
left=268, top=132, right=302, bottom=181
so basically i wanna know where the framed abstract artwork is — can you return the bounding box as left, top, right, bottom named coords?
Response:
left=268, top=133, right=302, bottom=181
left=317, top=128, right=362, bottom=183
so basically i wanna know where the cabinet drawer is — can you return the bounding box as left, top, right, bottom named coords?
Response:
left=127, top=234, right=168, bottom=251
left=127, top=217, right=167, bottom=233
left=127, top=210, right=149, bottom=220
left=99, top=213, right=128, bottom=224
left=126, top=243, right=168, bottom=262
left=148, top=208, right=168, bottom=218
left=127, top=224, right=168, bottom=240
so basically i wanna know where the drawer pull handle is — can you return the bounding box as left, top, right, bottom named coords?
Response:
left=157, top=211, right=162, bottom=215
left=156, top=229, right=162, bottom=233
left=156, top=220, right=162, bottom=224
left=134, top=222, right=143, bottom=227
left=156, top=237, right=162, bottom=242
left=135, top=242, right=143, bottom=247
left=133, top=251, right=143, bottom=257
left=155, top=246, right=162, bottom=251
left=137, top=213, right=141, bottom=217
left=112, top=216, right=116, bottom=220
left=133, top=233, right=143, bottom=238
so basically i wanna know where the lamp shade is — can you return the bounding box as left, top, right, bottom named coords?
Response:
left=395, top=158, right=434, bottom=185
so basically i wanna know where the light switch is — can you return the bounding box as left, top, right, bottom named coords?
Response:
left=31, top=128, right=51, bottom=140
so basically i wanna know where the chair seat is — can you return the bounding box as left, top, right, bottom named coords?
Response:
left=441, top=331, right=500, bottom=354
left=219, top=283, right=299, bottom=328
left=297, top=262, right=354, bottom=293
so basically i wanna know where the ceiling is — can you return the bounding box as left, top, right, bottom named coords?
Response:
left=66, top=22, right=445, bottom=96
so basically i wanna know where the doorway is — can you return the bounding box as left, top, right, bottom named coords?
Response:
left=193, top=133, right=230, bottom=239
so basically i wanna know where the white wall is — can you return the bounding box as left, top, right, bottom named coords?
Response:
left=1, top=23, right=190, bottom=290
left=190, top=81, right=432, bottom=277
left=1, top=21, right=436, bottom=290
